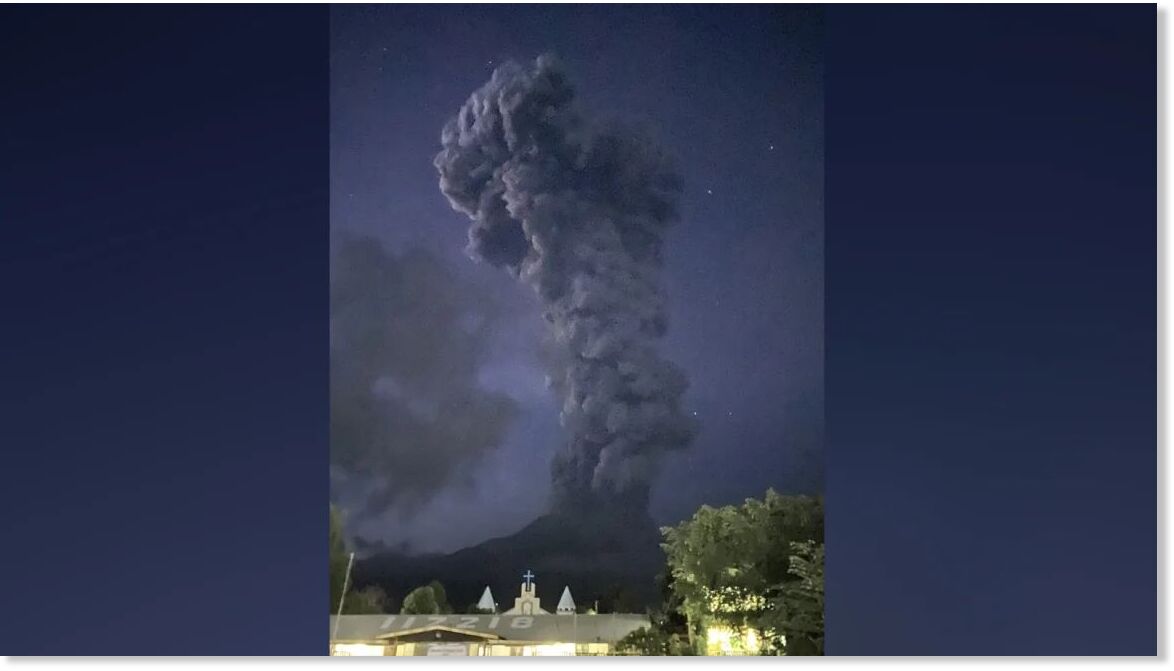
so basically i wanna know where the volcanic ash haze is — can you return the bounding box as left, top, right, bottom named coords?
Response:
left=434, top=55, right=697, bottom=514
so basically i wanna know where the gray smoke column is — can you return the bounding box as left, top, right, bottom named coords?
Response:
left=434, top=55, right=697, bottom=512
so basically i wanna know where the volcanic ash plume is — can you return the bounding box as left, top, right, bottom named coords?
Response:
left=434, top=55, right=697, bottom=512
left=331, top=235, right=518, bottom=517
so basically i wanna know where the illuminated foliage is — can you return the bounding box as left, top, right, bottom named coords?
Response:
left=660, top=490, right=823, bottom=655
left=706, top=624, right=764, bottom=655
left=614, top=626, right=695, bottom=656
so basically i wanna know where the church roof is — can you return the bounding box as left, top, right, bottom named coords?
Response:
left=476, top=586, right=495, bottom=612
left=557, top=586, right=576, bottom=614
left=330, top=614, right=650, bottom=645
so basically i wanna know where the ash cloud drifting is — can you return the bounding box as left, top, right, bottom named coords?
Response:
left=330, top=234, right=518, bottom=517
left=434, top=55, right=697, bottom=512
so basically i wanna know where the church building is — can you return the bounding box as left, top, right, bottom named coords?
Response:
left=330, top=572, right=650, bottom=656
left=504, top=571, right=549, bottom=615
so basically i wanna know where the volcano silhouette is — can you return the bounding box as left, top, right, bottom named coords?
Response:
left=355, top=506, right=664, bottom=613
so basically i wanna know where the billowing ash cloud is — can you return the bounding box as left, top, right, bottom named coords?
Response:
left=331, top=234, right=518, bottom=517
left=434, top=55, right=696, bottom=512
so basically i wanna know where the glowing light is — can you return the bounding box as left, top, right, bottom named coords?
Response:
left=332, top=643, right=385, bottom=656
left=703, top=585, right=767, bottom=612
left=534, top=643, right=577, bottom=656
left=706, top=625, right=763, bottom=656
left=707, top=626, right=735, bottom=654
left=483, top=644, right=513, bottom=656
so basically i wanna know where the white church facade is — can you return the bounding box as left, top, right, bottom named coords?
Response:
left=330, top=572, right=649, bottom=656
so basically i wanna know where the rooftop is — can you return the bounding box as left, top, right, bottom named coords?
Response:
left=331, top=613, right=650, bottom=644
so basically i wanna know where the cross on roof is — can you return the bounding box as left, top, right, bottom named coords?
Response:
left=522, top=570, right=535, bottom=588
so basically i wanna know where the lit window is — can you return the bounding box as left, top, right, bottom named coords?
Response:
left=534, top=643, right=576, bottom=656
left=485, top=644, right=513, bottom=656
left=332, top=643, right=385, bottom=656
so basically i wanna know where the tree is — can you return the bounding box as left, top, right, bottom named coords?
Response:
left=660, top=490, right=823, bottom=655
left=598, top=583, right=642, bottom=614
left=347, top=586, right=390, bottom=615
left=401, top=580, right=452, bottom=615
left=466, top=603, right=494, bottom=614
left=613, top=574, right=696, bottom=656
left=652, top=570, right=691, bottom=642
left=765, top=540, right=824, bottom=655
left=427, top=580, right=452, bottom=613
left=401, top=586, right=439, bottom=614
left=613, top=626, right=695, bottom=656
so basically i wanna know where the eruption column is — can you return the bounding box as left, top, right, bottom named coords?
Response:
left=435, top=56, right=697, bottom=512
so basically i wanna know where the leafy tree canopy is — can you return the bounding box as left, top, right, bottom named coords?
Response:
left=660, top=490, right=823, bottom=655
left=614, top=626, right=695, bottom=656
left=766, top=540, right=824, bottom=655
left=346, top=585, right=390, bottom=615
left=401, top=580, right=453, bottom=614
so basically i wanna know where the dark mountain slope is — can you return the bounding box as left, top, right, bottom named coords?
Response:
left=355, top=508, right=664, bottom=613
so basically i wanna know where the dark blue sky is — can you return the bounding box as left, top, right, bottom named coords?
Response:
left=331, top=5, right=823, bottom=551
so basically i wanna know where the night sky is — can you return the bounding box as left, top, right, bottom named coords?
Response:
left=331, top=5, right=823, bottom=553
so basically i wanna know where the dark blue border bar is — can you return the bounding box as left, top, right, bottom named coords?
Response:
left=0, top=6, right=329, bottom=654
left=825, top=5, right=1156, bottom=655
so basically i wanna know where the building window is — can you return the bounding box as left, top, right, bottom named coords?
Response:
left=575, top=643, right=609, bottom=656
left=533, top=643, right=576, bottom=656
left=331, top=643, right=385, bottom=656
left=482, top=644, right=513, bottom=656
